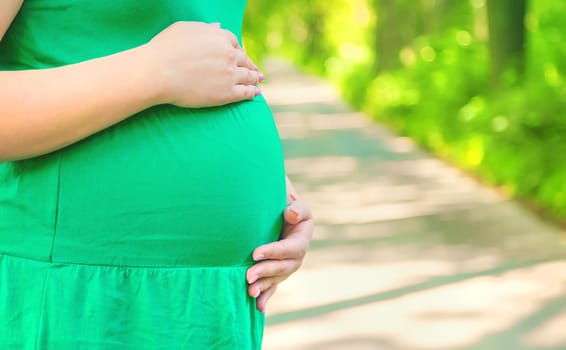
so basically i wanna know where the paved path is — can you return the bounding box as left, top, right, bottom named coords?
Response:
left=260, top=58, right=566, bottom=350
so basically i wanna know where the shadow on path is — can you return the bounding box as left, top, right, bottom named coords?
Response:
left=261, top=58, right=566, bottom=350
left=267, top=259, right=547, bottom=326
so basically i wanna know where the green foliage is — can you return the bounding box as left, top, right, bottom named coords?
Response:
left=245, top=0, right=566, bottom=219
left=244, top=0, right=372, bottom=75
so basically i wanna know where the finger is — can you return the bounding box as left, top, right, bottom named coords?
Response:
left=232, top=84, right=260, bottom=101
left=257, top=285, right=278, bottom=313
left=246, top=259, right=300, bottom=284
left=234, top=48, right=259, bottom=71
left=234, top=67, right=262, bottom=86
left=284, top=198, right=312, bottom=225
left=286, top=176, right=299, bottom=203
left=222, top=29, right=241, bottom=49
left=247, top=275, right=285, bottom=299
left=252, top=231, right=310, bottom=261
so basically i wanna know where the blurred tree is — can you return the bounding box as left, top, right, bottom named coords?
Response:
left=371, top=0, right=471, bottom=73
left=244, top=0, right=566, bottom=218
left=371, top=0, right=420, bottom=72
left=486, top=0, right=527, bottom=87
left=421, top=0, right=470, bottom=35
left=302, top=2, right=327, bottom=65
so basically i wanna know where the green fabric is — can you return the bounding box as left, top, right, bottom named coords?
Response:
left=0, top=1, right=286, bottom=348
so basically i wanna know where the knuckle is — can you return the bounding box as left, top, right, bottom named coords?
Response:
left=247, top=70, right=256, bottom=84
left=219, top=90, right=232, bottom=103
left=277, top=264, right=289, bottom=275
left=226, top=87, right=237, bottom=101
left=224, top=48, right=236, bottom=61
left=297, top=245, right=308, bottom=258
left=252, top=71, right=260, bottom=84
left=225, top=66, right=235, bottom=76
left=261, top=279, right=272, bottom=290
left=268, top=279, right=279, bottom=291
left=268, top=276, right=279, bottom=286
left=250, top=86, right=257, bottom=98
left=244, top=87, right=253, bottom=99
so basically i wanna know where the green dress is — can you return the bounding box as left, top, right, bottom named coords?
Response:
left=0, top=1, right=286, bottom=349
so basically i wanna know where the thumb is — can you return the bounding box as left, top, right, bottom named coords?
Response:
left=284, top=200, right=311, bottom=225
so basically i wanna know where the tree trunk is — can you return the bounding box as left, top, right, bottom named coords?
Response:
left=486, top=0, right=527, bottom=88
left=372, top=0, right=422, bottom=73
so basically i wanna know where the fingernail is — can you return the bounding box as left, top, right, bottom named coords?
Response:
left=248, top=274, right=259, bottom=284
left=289, top=193, right=297, bottom=201
left=290, top=208, right=299, bottom=217
left=254, top=254, right=264, bottom=261
left=259, top=73, right=265, bottom=81
left=253, top=290, right=261, bottom=298
left=255, top=88, right=261, bottom=96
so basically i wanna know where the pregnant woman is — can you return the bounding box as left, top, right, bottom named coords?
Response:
left=0, top=0, right=313, bottom=349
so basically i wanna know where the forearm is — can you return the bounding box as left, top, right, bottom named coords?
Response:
left=0, top=0, right=22, bottom=42
left=0, top=45, right=161, bottom=161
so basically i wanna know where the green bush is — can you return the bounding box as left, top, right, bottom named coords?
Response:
left=245, top=0, right=566, bottom=219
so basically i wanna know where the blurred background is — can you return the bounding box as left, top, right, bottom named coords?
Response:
left=244, top=0, right=566, bottom=220
left=243, top=1, right=566, bottom=349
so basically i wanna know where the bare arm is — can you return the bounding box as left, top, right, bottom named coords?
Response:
left=0, top=5, right=261, bottom=161
left=0, top=0, right=21, bottom=42
left=0, top=48, right=162, bottom=161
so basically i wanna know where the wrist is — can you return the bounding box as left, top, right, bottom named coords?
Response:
left=132, top=43, right=170, bottom=106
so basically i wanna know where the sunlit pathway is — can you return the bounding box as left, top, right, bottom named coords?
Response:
left=261, top=58, right=566, bottom=350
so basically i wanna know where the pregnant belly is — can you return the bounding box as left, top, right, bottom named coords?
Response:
left=53, top=97, right=286, bottom=267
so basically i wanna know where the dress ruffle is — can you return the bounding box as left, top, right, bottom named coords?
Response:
left=0, top=254, right=264, bottom=349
